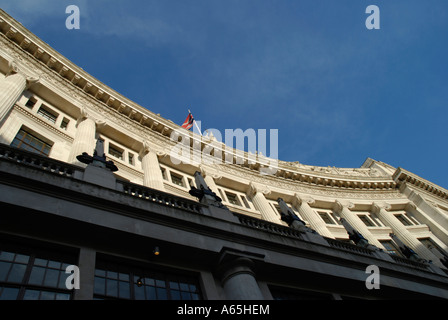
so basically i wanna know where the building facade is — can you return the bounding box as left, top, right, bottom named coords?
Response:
left=0, top=9, right=448, bottom=300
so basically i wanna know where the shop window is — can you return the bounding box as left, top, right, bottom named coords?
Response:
left=94, top=259, right=201, bottom=300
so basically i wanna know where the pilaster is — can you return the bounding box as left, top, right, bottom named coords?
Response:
left=334, top=200, right=383, bottom=248
left=68, top=109, right=97, bottom=165
left=141, top=141, right=165, bottom=191
left=247, top=182, right=279, bottom=223
left=0, top=60, right=38, bottom=122
left=372, top=202, right=441, bottom=266
left=216, top=249, right=265, bottom=300
left=292, top=194, right=333, bottom=238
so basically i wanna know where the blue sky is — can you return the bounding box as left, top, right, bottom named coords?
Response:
left=2, top=0, right=448, bottom=188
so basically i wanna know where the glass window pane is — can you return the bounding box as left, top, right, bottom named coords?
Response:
left=23, top=289, right=40, bottom=300
left=0, top=262, right=11, bottom=282
left=95, top=269, right=106, bottom=277
left=94, top=277, right=105, bottom=295
left=134, top=284, right=145, bottom=300
left=156, top=288, right=167, bottom=300
left=106, top=279, right=118, bottom=297
left=44, top=268, right=59, bottom=287
left=47, top=260, right=61, bottom=269
left=14, top=254, right=29, bottom=264
left=181, top=291, right=191, bottom=300
left=34, top=258, right=47, bottom=267
left=7, top=263, right=27, bottom=283
left=119, top=273, right=129, bottom=281
left=171, top=290, right=181, bottom=300
left=155, top=279, right=165, bottom=288
left=179, top=283, right=189, bottom=291
left=119, top=281, right=130, bottom=299
left=28, top=266, right=45, bottom=285
left=40, top=290, right=55, bottom=300
left=58, top=271, right=67, bottom=289
left=55, top=292, right=70, bottom=300
left=0, top=287, right=20, bottom=300
left=145, top=286, right=157, bottom=300
left=0, top=251, right=15, bottom=261
left=169, top=281, right=179, bottom=290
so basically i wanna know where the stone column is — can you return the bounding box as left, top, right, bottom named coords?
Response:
left=292, top=194, right=333, bottom=238
left=0, top=61, right=38, bottom=122
left=334, top=200, right=383, bottom=248
left=73, top=247, right=96, bottom=300
left=373, top=202, right=440, bottom=263
left=218, top=250, right=265, bottom=300
left=68, top=111, right=97, bottom=165
left=141, top=142, right=165, bottom=191
left=247, top=182, right=279, bottom=223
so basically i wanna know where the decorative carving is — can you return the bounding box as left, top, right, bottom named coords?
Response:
left=247, top=182, right=271, bottom=198
left=333, top=200, right=355, bottom=213
left=293, top=193, right=315, bottom=207
left=372, top=202, right=392, bottom=214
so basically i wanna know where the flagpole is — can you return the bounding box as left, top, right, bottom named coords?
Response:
left=189, top=108, right=202, bottom=136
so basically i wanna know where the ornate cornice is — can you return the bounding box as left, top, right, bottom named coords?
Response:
left=393, top=167, right=448, bottom=201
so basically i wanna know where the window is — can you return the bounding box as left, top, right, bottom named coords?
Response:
left=380, top=240, right=401, bottom=256
left=10, top=128, right=52, bottom=157
left=419, top=238, right=446, bottom=259
left=0, top=241, right=76, bottom=300
left=60, top=118, right=69, bottom=131
left=108, top=145, right=123, bottom=160
left=25, top=96, right=37, bottom=109
left=317, top=211, right=341, bottom=225
left=37, top=105, right=58, bottom=124
left=94, top=259, right=201, bottom=300
left=241, top=195, right=251, bottom=209
left=395, top=214, right=413, bottom=226
left=170, top=173, right=184, bottom=187
left=160, top=167, right=168, bottom=181
left=128, top=153, right=134, bottom=166
left=225, top=192, right=240, bottom=206
left=358, top=214, right=378, bottom=227
left=318, top=212, right=334, bottom=224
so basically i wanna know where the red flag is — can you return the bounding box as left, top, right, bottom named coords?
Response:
left=181, top=112, right=194, bottom=130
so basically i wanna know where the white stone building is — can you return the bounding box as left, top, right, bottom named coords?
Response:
left=0, top=9, right=447, bottom=300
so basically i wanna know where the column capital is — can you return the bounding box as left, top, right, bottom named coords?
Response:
left=293, top=193, right=315, bottom=207
left=247, top=182, right=271, bottom=198
left=95, top=119, right=107, bottom=132
left=199, top=165, right=222, bottom=180
left=333, top=200, right=354, bottom=213
left=7, top=60, right=39, bottom=87
left=404, top=201, right=417, bottom=211
left=372, top=202, right=391, bottom=214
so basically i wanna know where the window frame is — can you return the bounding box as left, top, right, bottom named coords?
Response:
left=10, top=128, right=53, bottom=157
left=93, top=257, right=202, bottom=300
left=0, top=240, right=77, bottom=300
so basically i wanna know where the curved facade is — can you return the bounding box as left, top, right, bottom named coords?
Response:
left=1, top=9, right=448, bottom=300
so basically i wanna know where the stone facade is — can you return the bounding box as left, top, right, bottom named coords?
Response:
left=0, top=9, right=447, bottom=300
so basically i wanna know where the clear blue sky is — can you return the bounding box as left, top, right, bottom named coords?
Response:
left=2, top=0, right=447, bottom=188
